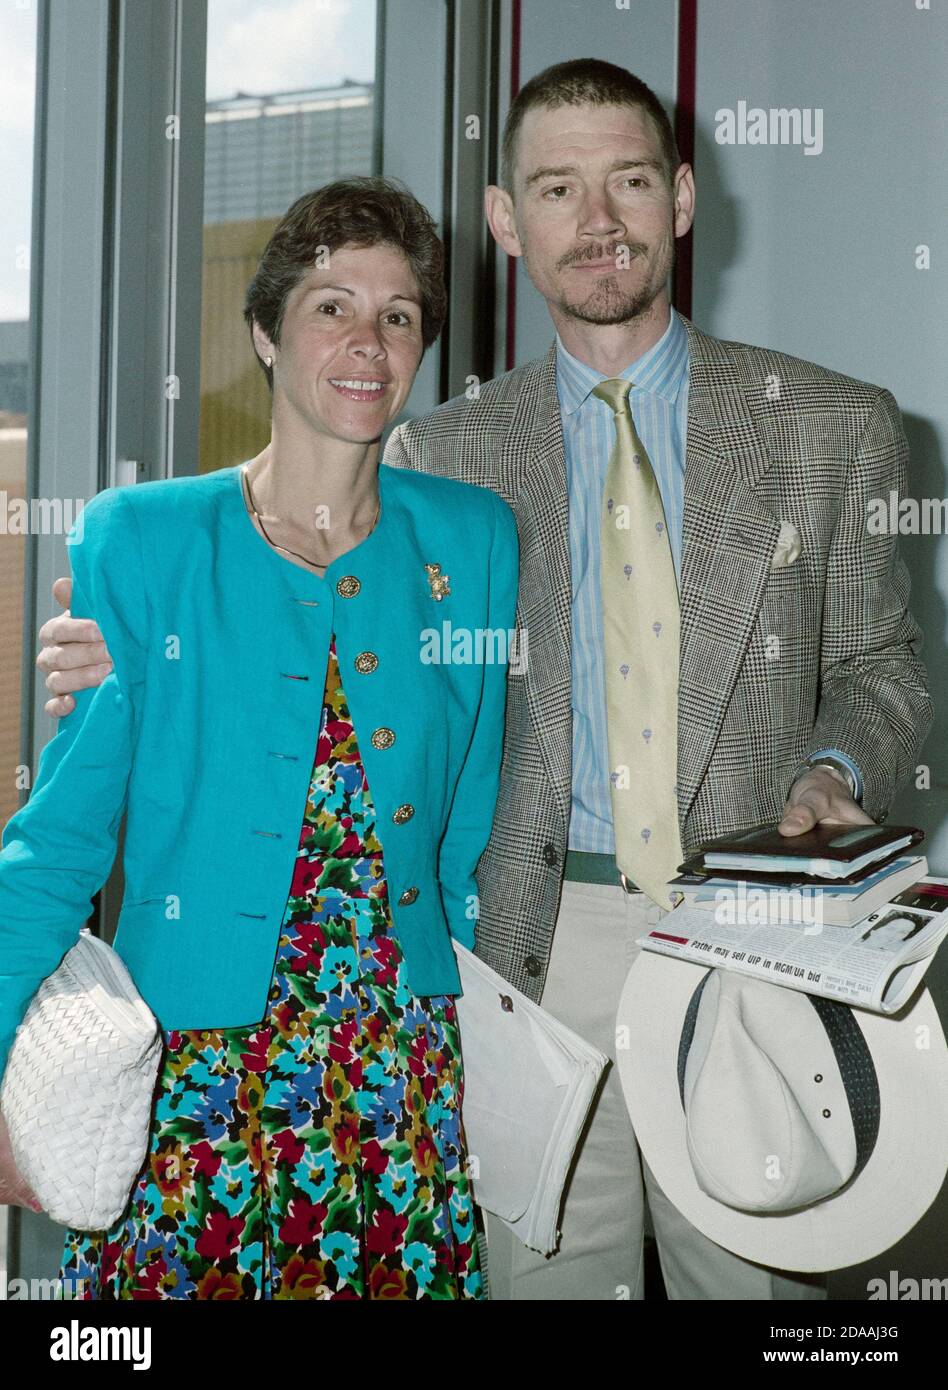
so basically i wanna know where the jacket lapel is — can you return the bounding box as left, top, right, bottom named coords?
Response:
left=497, top=346, right=574, bottom=823
left=675, top=316, right=785, bottom=830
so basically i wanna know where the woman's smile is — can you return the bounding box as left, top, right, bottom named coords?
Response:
left=328, top=376, right=389, bottom=402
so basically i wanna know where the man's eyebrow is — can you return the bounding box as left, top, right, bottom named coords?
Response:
left=524, top=165, right=579, bottom=189
left=524, top=158, right=665, bottom=188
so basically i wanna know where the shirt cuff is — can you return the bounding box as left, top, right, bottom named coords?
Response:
left=808, top=747, right=863, bottom=802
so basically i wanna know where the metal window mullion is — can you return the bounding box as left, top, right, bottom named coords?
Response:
left=26, top=0, right=113, bottom=766
left=376, top=0, right=450, bottom=423
left=107, top=0, right=206, bottom=488
left=442, top=0, right=501, bottom=401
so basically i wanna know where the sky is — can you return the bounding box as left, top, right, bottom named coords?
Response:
left=0, top=0, right=377, bottom=323
left=206, top=0, right=376, bottom=101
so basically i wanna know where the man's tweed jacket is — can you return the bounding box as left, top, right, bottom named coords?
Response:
left=384, top=314, right=932, bottom=1001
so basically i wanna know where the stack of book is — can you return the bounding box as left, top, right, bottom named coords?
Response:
left=642, top=822, right=948, bottom=1014
left=674, top=821, right=926, bottom=924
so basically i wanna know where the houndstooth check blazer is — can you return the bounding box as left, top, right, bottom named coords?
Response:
left=383, top=314, right=933, bottom=1001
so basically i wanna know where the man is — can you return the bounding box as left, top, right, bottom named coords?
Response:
left=37, top=59, right=932, bottom=1299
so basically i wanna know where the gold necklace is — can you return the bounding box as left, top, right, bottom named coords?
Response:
left=241, top=465, right=380, bottom=571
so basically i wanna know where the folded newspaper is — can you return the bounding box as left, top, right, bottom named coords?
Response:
left=452, top=942, right=608, bottom=1254
left=639, top=875, right=948, bottom=1014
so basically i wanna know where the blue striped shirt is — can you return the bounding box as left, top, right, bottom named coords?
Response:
left=556, top=307, right=861, bottom=855
left=558, top=308, right=689, bottom=854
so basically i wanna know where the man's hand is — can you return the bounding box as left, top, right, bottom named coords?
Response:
left=36, top=577, right=113, bottom=718
left=778, top=766, right=876, bottom=836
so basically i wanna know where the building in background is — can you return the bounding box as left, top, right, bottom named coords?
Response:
left=204, top=80, right=373, bottom=223
left=200, top=80, right=375, bottom=473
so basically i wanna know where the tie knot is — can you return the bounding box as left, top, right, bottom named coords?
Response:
left=591, top=377, right=633, bottom=415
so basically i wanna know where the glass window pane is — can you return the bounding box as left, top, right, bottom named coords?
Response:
left=0, top=3, right=37, bottom=832
left=200, top=0, right=378, bottom=474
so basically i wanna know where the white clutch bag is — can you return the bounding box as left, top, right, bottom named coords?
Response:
left=453, top=942, right=608, bottom=1255
left=0, top=927, right=163, bottom=1231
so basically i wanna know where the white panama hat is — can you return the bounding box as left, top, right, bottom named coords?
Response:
left=615, top=954, right=948, bottom=1272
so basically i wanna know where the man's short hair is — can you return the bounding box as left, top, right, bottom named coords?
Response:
left=500, top=58, right=681, bottom=194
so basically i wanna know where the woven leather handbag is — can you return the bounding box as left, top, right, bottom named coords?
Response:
left=0, top=927, right=163, bottom=1230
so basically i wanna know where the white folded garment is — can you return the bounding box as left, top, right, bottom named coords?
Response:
left=453, top=941, right=609, bottom=1255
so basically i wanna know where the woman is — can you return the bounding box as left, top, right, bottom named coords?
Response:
left=0, top=176, right=519, bottom=1299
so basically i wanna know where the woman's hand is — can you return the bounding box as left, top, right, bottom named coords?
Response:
left=36, top=576, right=113, bottom=718
left=0, top=1108, right=44, bottom=1213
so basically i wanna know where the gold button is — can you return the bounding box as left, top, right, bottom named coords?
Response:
left=371, top=727, right=395, bottom=750
left=398, top=886, right=419, bottom=906
left=336, top=576, right=361, bottom=598
left=392, top=803, right=414, bottom=824
left=354, top=651, right=378, bottom=674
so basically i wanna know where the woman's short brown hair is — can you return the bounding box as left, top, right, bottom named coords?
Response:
left=244, top=176, right=447, bottom=390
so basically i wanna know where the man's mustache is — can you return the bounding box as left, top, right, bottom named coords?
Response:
left=557, top=242, right=649, bottom=270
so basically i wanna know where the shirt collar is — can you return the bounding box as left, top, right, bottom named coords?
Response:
left=555, top=305, right=689, bottom=418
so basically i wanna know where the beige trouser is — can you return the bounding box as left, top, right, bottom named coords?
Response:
left=484, top=879, right=828, bottom=1301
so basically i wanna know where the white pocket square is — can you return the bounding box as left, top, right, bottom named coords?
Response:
left=770, top=520, right=802, bottom=568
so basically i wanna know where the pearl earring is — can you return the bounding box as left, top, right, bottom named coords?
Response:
left=265, top=355, right=273, bottom=368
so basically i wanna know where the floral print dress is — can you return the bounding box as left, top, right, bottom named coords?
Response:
left=58, top=635, right=484, bottom=1300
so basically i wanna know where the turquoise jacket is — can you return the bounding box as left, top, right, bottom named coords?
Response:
left=0, top=462, right=519, bottom=1085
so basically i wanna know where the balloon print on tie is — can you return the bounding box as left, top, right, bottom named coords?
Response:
left=592, top=376, right=684, bottom=910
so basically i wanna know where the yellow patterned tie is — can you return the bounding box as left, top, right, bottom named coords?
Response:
left=592, top=377, right=684, bottom=910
